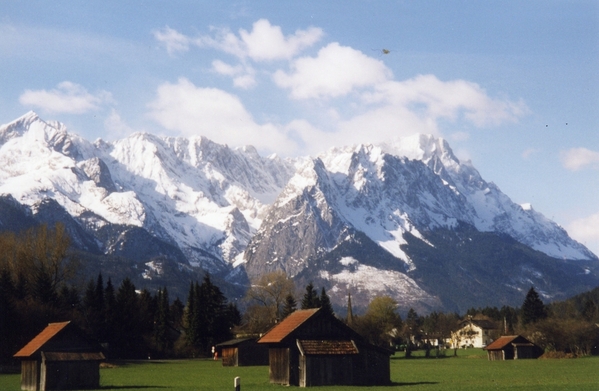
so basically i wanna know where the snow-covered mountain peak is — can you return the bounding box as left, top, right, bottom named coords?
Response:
left=1, top=112, right=597, bottom=313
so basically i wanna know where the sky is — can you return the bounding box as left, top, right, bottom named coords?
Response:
left=1, top=1, right=598, bottom=256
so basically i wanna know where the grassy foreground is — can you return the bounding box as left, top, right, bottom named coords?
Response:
left=1, top=349, right=598, bottom=390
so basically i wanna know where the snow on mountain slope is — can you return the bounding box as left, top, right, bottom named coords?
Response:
left=0, top=112, right=296, bottom=273
left=383, top=134, right=596, bottom=260
left=0, top=112, right=596, bottom=311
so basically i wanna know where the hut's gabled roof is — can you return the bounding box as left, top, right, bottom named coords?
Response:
left=215, top=337, right=256, bottom=347
left=258, top=308, right=320, bottom=344
left=484, top=335, right=533, bottom=351
left=14, top=321, right=71, bottom=358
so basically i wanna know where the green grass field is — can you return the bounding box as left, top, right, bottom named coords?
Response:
left=1, top=349, right=598, bottom=390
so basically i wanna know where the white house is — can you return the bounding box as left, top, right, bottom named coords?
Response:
left=451, top=318, right=497, bottom=348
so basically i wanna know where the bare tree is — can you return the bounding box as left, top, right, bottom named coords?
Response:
left=243, top=271, right=296, bottom=325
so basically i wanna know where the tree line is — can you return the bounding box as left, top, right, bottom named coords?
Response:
left=0, top=224, right=241, bottom=363
left=1, top=224, right=598, bottom=364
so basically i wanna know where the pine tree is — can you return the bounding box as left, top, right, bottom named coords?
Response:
left=184, top=282, right=199, bottom=349
left=170, top=297, right=185, bottom=331
left=0, top=268, right=17, bottom=364
left=104, top=278, right=117, bottom=345
left=301, top=282, right=320, bottom=309
left=319, top=287, right=334, bottom=316
left=114, top=278, right=142, bottom=358
left=198, top=274, right=228, bottom=351
left=282, top=293, right=297, bottom=318
left=521, top=286, right=547, bottom=325
left=154, top=287, right=170, bottom=353
left=83, top=274, right=105, bottom=341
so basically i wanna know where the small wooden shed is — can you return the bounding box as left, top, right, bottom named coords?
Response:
left=13, top=321, right=104, bottom=391
left=215, top=337, right=269, bottom=366
left=258, top=308, right=392, bottom=387
left=484, top=335, right=542, bottom=360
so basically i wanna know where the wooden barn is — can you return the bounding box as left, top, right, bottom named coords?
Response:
left=215, top=337, right=269, bottom=366
left=13, top=321, right=104, bottom=391
left=484, top=335, right=542, bottom=360
left=258, top=308, right=392, bottom=387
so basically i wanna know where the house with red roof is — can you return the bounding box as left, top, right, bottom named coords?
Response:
left=483, top=335, right=542, bottom=360
left=258, top=308, right=392, bottom=387
left=13, top=321, right=104, bottom=391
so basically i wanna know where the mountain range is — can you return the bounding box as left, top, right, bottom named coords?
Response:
left=1, top=112, right=597, bottom=314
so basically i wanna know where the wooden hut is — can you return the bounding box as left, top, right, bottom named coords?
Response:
left=258, top=308, right=392, bottom=387
left=215, top=338, right=269, bottom=366
left=484, top=335, right=542, bottom=360
left=13, top=321, right=104, bottom=391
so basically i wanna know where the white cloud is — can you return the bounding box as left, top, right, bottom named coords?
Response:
left=149, top=21, right=530, bottom=158
left=153, top=26, right=190, bottom=55
left=19, top=82, right=112, bottom=114
left=371, top=75, right=529, bottom=126
left=567, top=212, right=599, bottom=256
left=274, top=42, right=392, bottom=100
left=147, top=78, right=296, bottom=154
left=211, top=60, right=256, bottom=89
left=239, top=19, right=323, bottom=61
left=560, top=147, right=599, bottom=171
left=155, top=19, right=323, bottom=62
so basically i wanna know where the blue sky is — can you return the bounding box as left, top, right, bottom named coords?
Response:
left=1, top=1, right=598, bottom=255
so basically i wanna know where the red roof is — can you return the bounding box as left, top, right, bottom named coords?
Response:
left=14, top=321, right=71, bottom=358
left=484, top=335, right=533, bottom=351
left=258, top=308, right=320, bottom=344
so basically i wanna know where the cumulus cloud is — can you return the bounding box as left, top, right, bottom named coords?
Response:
left=19, top=81, right=112, bottom=114
left=370, top=75, right=529, bottom=126
left=560, top=147, right=599, bottom=171
left=148, top=20, right=530, bottom=157
left=239, top=19, right=324, bottom=61
left=274, top=43, right=392, bottom=100
left=154, top=19, right=323, bottom=62
left=153, top=26, right=190, bottom=55
left=147, top=78, right=296, bottom=154
left=211, top=60, right=256, bottom=89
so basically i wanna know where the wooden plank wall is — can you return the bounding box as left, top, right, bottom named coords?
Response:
left=269, top=348, right=290, bottom=385
left=20, top=361, right=39, bottom=391
left=221, top=347, right=238, bottom=366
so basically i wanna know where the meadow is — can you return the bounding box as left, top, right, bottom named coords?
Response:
left=1, top=349, right=597, bottom=390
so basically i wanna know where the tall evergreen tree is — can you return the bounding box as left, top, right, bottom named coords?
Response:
left=104, top=277, right=117, bottom=344
left=185, top=282, right=200, bottom=349
left=114, top=278, right=143, bottom=358
left=319, top=287, right=334, bottom=315
left=198, top=274, right=228, bottom=351
left=170, top=297, right=185, bottom=331
left=521, top=286, right=547, bottom=325
left=0, top=268, right=17, bottom=364
left=282, top=293, right=297, bottom=318
left=154, top=287, right=170, bottom=353
left=301, top=282, right=320, bottom=309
